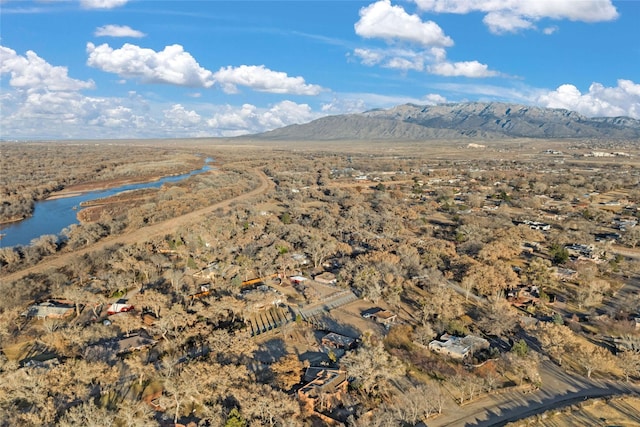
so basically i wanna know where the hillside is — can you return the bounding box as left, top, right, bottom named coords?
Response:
left=252, top=102, right=640, bottom=140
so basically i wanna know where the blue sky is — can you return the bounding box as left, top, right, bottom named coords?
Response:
left=1, top=0, right=639, bottom=139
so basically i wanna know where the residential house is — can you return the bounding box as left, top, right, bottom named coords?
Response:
left=508, top=287, right=540, bottom=308
left=314, top=271, right=337, bottom=286
left=298, top=368, right=348, bottom=413
left=86, top=333, right=157, bottom=358
left=289, top=275, right=308, bottom=285
left=519, top=220, right=551, bottom=231
left=361, top=307, right=397, bottom=326
left=321, top=332, right=356, bottom=351
left=554, top=267, right=578, bottom=282
left=428, top=333, right=489, bottom=360
left=113, top=334, right=157, bottom=355
left=565, top=243, right=604, bottom=263
left=22, top=300, right=75, bottom=319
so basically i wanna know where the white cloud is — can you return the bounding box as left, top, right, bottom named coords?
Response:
left=424, top=93, right=447, bottom=104
left=206, top=101, right=319, bottom=136
left=428, top=60, right=499, bottom=78
left=1, top=89, right=155, bottom=138
left=1, top=45, right=95, bottom=92
left=415, top=0, right=618, bottom=34
left=355, top=0, right=453, bottom=47
left=353, top=48, right=385, bottom=67
left=537, top=79, right=640, bottom=119
left=163, top=104, right=202, bottom=127
left=431, top=81, right=538, bottom=102
left=94, top=25, right=146, bottom=38
left=321, top=97, right=368, bottom=114
left=1, top=46, right=325, bottom=138
left=80, top=0, right=129, bottom=9
left=86, top=42, right=215, bottom=88
left=212, top=65, right=323, bottom=95
left=353, top=45, right=499, bottom=78
left=353, top=47, right=427, bottom=71
left=323, top=92, right=447, bottom=114
left=352, top=3, right=499, bottom=79
left=483, top=11, right=535, bottom=34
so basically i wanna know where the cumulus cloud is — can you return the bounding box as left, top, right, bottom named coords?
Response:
left=352, top=3, right=499, bottom=78
left=86, top=42, right=215, bottom=88
left=80, top=0, right=129, bottom=9
left=0, top=46, right=330, bottom=139
left=415, top=0, right=618, bottom=34
left=353, top=48, right=385, bottom=67
left=537, top=79, right=640, bottom=119
left=428, top=60, right=499, bottom=78
left=353, top=45, right=499, bottom=78
left=206, top=100, right=319, bottom=136
left=1, top=45, right=95, bottom=92
left=1, top=89, right=155, bottom=138
left=353, top=47, right=426, bottom=71
left=94, top=25, right=146, bottom=38
left=355, top=0, right=453, bottom=47
left=482, top=11, right=535, bottom=33
left=212, top=65, right=323, bottom=95
left=163, top=104, right=202, bottom=127
left=0, top=45, right=161, bottom=138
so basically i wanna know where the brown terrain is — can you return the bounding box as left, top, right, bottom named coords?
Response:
left=1, top=167, right=273, bottom=284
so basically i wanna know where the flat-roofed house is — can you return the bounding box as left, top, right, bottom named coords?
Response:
left=298, top=368, right=348, bottom=413
left=22, top=300, right=75, bottom=319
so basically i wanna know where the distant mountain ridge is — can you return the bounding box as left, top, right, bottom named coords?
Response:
left=252, top=102, right=640, bottom=140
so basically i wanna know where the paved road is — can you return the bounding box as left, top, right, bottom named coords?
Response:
left=2, top=168, right=274, bottom=284
left=427, top=360, right=640, bottom=427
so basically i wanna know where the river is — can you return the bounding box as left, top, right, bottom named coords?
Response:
left=0, top=160, right=212, bottom=248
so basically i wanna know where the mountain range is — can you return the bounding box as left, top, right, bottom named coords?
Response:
left=252, top=102, right=640, bottom=140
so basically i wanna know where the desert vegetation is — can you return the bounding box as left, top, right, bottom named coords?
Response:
left=0, top=142, right=204, bottom=224
left=1, top=139, right=639, bottom=426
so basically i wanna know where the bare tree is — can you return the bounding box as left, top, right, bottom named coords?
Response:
left=617, top=350, right=640, bottom=382
left=270, top=353, right=304, bottom=391
left=341, top=341, right=405, bottom=400
left=58, top=401, right=115, bottom=427
left=570, top=342, right=613, bottom=379
left=535, top=322, right=573, bottom=367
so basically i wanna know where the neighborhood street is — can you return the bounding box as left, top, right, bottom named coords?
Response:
left=427, top=359, right=640, bottom=426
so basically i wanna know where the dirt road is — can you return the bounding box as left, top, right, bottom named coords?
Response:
left=1, top=168, right=274, bottom=284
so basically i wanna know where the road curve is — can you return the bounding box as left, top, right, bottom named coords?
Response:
left=2, top=168, right=274, bottom=284
left=427, top=359, right=640, bottom=427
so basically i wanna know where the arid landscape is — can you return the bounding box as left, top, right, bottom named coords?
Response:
left=3, top=0, right=640, bottom=424
left=1, top=133, right=640, bottom=426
